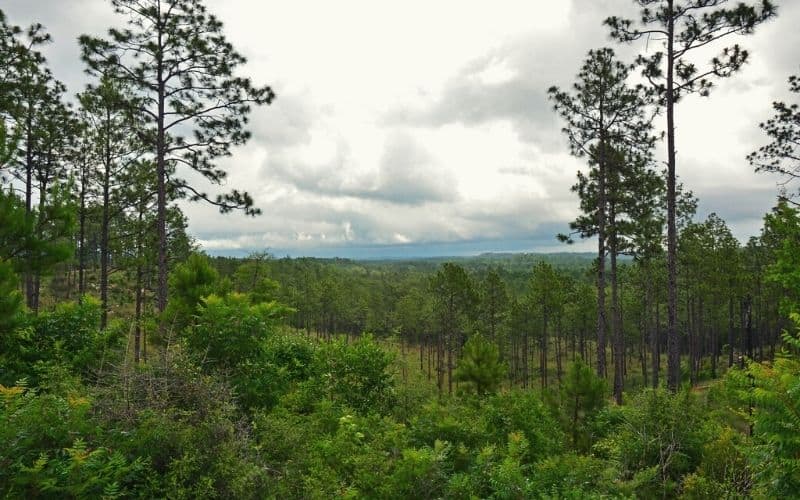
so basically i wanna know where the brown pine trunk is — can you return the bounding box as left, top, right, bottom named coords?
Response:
left=666, top=0, right=681, bottom=392
left=78, top=160, right=87, bottom=298
left=155, top=10, right=168, bottom=319
left=728, top=295, right=735, bottom=367
left=541, top=313, right=548, bottom=389
left=100, top=108, right=111, bottom=329
left=522, top=329, right=529, bottom=388
left=611, top=211, right=623, bottom=405
left=24, top=101, right=35, bottom=311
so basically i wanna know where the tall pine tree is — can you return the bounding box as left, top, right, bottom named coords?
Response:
left=80, top=0, right=275, bottom=316
left=606, top=0, right=777, bottom=391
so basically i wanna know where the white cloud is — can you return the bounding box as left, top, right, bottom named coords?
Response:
left=2, top=0, right=794, bottom=257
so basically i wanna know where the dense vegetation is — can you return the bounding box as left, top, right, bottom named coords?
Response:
left=1, top=0, right=798, bottom=498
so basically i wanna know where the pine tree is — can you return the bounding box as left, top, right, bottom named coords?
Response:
left=749, top=73, right=799, bottom=199
left=80, top=0, right=275, bottom=316
left=560, top=359, right=607, bottom=450
left=549, top=47, right=656, bottom=382
left=606, top=0, right=777, bottom=392
left=0, top=9, right=50, bottom=172
left=431, top=263, right=477, bottom=395
left=454, top=334, right=506, bottom=397
left=480, top=268, right=509, bottom=358
left=77, top=74, right=143, bottom=327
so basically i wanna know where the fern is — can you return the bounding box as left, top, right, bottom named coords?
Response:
left=740, top=315, right=800, bottom=497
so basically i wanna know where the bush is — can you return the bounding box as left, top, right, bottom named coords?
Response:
left=186, top=293, right=288, bottom=369
left=681, top=428, right=751, bottom=499
left=0, top=383, right=152, bottom=498
left=601, top=388, right=710, bottom=497
left=483, top=390, right=564, bottom=464
left=454, top=334, right=506, bottom=396
left=388, top=441, right=451, bottom=500
left=531, top=452, right=615, bottom=498
left=299, top=336, right=395, bottom=415
left=164, top=253, right=220, bottom=331
left=0, top=298, right=110, bottom=386
left=92, top=350, right=268, bottom=498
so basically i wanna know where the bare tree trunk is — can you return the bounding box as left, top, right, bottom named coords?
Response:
left=688, top=296, right=696, bottom=386
left=611, top=219, right=623, bottom=405
left=100, top=109, right=111, bottom=329
left=24, top=103, right=35, bottom=311
left=522, top=330, right=529, bottom=388
left=78, top=160, right=87, bottom=298
left=541, top=314, right=549, bottom=389
left=135, top=266, right=143, bottom=364
left=666, top=0, right=681, bottom=392
left=728, top=295, right=735, bottom=367
left=556, top=318, right=563, bottom=382
left=155, top=13, right=168, bottom=319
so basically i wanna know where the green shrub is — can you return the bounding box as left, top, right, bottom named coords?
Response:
left=186, top=293, right=289, bottom=369
left=530, top=452, right=614, bottom=498
left=680, top=428, right=751, bottom=499
left=0, top=298, right=110, bottom=386
left=164, top=252, right=220, bottom=331
left=454, top=334, right=506, bottom=396
left=601, top=388, right=710, bottom=497
left=300, top=336, right=395, bottom=415
left=387, top=440, right=451, bottom=500
left=92, top=352, right=268, bottom=498
left=0, top=383, right=152, bottom=498
left=410, top=400, right=487, bottom=453
left=483, top=390, right=564, bottom=464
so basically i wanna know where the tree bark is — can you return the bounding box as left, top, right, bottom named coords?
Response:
left=100, top=107, right=111, bottom=329
left=610, top=203, right=623, bottom=405
left=666, top=0, right=681, bottom=392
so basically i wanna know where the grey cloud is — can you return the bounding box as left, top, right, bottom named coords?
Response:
left=248, top=88, right=316, bottom=148
left=695, top=181, right=779, bottom=224
left=4, top=0, right=118, bottom=94
left=265, top=132, right=458, bottom=205
left=372, top=132, right=458, bottom=204
left=382, top=50, right=561, bottom=149
left=381, top=0, right=641, bottom=152
left=195, top=189, right=579, bottom=258
left=752, top=1, right=800, bottom=81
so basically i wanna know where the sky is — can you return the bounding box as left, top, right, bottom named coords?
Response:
left=4, top=0, right=798, bottom=258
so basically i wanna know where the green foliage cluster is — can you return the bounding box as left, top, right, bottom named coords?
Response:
left=0, top=298, right=114, bottom=386
left=454, top=334, right=506, bottom=396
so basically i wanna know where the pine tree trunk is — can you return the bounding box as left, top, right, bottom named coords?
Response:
left=541, top=313, right=548, bottom=389
left=523, top=329, right=529, bottom=388
left=611, top=216, right=623, bottom=405
left=666, top=0, right=681, bottom=393
left=24, top=102, right=35, bottom=311
left=78, top=161, right=87, bottom=298
left=653, top=297, right=661, bottom=388
left=727, top=294, right=735, bottom=367
left=156, top=16, right=169, bottom=320
left=100, top=110, right=111, bottom=329
left=596, top=128, right=608, bottom=379
left=135, top=265, right=143, bottom=363
left=556, top=318, right=563, bottom=382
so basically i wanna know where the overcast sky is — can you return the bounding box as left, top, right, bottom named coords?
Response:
left=5, top=0, right=798, bottom=258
